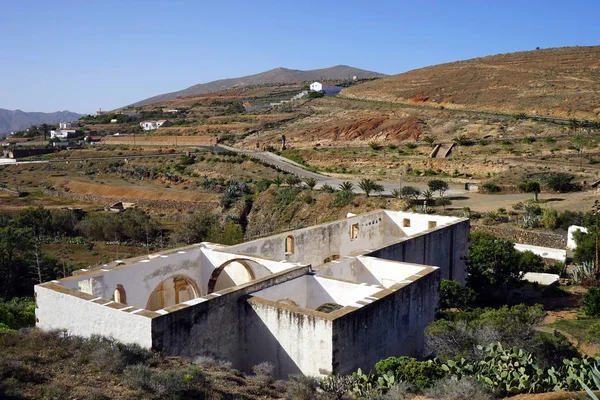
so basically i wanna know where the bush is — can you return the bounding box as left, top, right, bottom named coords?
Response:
left=424, top=376, right=493, bottom=400
left=542, top=172, right=578, bottom=193
left=481, top=183, right=501, bottom=193
left=375, top=356, right=446, bottom=390
left=0, top=298, right=35, bottom=330
left=425, top=305, right=546, bottom=361
left=582, top=287, right=600, bottom=317
left=440, top=280, right=476, bottom=309
left=285, top=374, right=325, bottom=400
left=124, top=364, right=205, bottom=399
left=331, top=190, right=355, bottom=207
left=588, top=321, right=600, bottom=344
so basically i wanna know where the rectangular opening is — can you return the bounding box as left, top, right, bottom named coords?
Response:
left=428, top=221, right=437, bottom=229
left=402, top=218, right=411, bottom=227
left=350, top=223, right=359, bottom=240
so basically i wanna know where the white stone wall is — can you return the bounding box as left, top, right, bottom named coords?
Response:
left=35, top=285, right=154, bottom=347
left=245, top=300, right=333, bottom=377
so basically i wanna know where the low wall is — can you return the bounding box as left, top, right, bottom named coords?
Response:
left=332, top=267, right=440, bottom=375
left=244, top=298, right=333, bottom=378
left=103, top=136, right=217, bottom=146
left=42, top=189, right=218, bottom=211
left=472, top=225, right=567, bottom=249
left=36, top=283, right=155, bottom=347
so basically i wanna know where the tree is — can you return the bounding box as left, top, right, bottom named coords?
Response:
left=400, top=186, right=421, bottom=200
left=358, top=179, right=376, bottom=197
left=467, top=232, right=524, bottom=301
left=439, top=280, right=475, bottom=310
left=435, top=197, right=452, bottom=210
left=391, top=188, right=402, bottom=199
left=338, top=181, right=354, bottom=192
left=170, top=212, right=218, bottom=245
left=518, top=181, right=541, bottom=201
left=206, top=221, right=244, bottom=245
left=303, top=177, right=317, bottom=190
left=422, top=189, right=434, bottom=206
left=543, top=173, right=576, bottom=193
left=41, top=123, right=49, bottom=141
left=428, top=180, right=449, bottom=197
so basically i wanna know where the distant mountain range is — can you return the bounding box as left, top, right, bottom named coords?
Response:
left=0, top=109, right=83, bottom=136
left=129, top=65, right=386, bottom=107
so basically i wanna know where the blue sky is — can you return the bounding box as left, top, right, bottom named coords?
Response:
left=1, top=0, right=598, bottom=113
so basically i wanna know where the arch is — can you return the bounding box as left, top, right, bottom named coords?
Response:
left=207, top=258, right=257, bottom=294
left=113, top=284, right=127, bottom=304
left=146, top=275, right=200, bottom=311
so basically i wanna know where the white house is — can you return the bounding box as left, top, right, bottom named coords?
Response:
left=309, top=82, right=342, bottom=95
left=59, top=122, right=78, bottom=129
left=50, top=129, right=78, bottom=139
left=139, top=120, right=172, bottom=131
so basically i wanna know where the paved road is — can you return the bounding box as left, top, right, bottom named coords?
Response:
left=216, top=144, right=467, bottom=196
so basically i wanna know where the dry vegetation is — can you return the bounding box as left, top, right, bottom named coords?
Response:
left=342, top=46, right=600, bottom=119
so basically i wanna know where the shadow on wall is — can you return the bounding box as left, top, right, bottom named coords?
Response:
left=242, top=304, right=303, bottom=379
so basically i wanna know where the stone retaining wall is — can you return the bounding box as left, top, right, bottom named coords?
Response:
left=471, top=225, right=567, bottom=249
left=43, top=189, right=218, bottom=211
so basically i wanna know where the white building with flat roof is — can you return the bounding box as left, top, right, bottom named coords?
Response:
left=36, top=210, right=469, bottom=378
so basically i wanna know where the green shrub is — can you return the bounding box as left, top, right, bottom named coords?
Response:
left=274, top=187, right=299, bottom=206
left=439, top=280, right=475, bottom=309
left=583, top=287, right=600, bottom=317
left=375, top=356, right=446, bottom=390
left=331, top=190, right=355, bottom=207
left=588, top=321, right=600, bottom=344
left=482, top=183, right=501, bottom=193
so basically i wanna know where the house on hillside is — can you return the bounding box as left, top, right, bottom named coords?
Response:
left=309, top=82, right=342, bottom=95
left=50, top=129, right=80, bottom=140
left=139, top=120, right=172, bottom=131
left=59, top=121, right=79, bottom=129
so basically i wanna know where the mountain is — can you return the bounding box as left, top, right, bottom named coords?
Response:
left=0, top=109, right=83, bottom=135
left=129, top=65, right=385, bottom=107
left=342, top=46, right=600, bottom=119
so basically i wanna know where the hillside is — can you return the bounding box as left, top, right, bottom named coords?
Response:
left=342, top=46, right=600, bottom=119
left=129, top=65, right=385, bottom=107
left=0, top=109, right=82, bottom=135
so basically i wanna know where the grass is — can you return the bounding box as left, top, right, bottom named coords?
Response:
left=547, top=317, right=600, bottom=345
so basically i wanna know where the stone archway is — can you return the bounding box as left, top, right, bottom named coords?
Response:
left=146, top=275, right=200, bottom=311
left=207, top=258, right=258, bottom=294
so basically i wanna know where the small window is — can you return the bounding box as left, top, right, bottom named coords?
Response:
left=113, top=284, right=127, bottom=304
left=350, top=223, right=359, bottom=240
left=403, top=218, right=411, bottom=227
left=428, top=221, right=437, bottom=229
left=285, top=235, right=295, bottom=254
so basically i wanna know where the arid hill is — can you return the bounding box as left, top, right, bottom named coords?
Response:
left=342, top=46, right=600, bottom=119
left=129, top=65, right=385, bottom=107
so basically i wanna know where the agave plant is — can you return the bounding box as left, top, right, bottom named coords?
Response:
left=570, top=261, right=596, bottom=284
left=579, top=364, right=600, bottom=399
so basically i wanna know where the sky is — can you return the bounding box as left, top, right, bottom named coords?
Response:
left=1, top=0, right=599, bottom=114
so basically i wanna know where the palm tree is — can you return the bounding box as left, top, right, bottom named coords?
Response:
left=358, top=179, right=376, bottom=197
left=422, top=189, right=434, bottom=206
left=339, top=181, right=354, bottom=192
left=303, top=177, right=317, bottom=190
left=273, top=175, right=283, bottom=187
left=391, top=188, right=402, bottom=199
left=285, top=174, right=302, bottom=187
